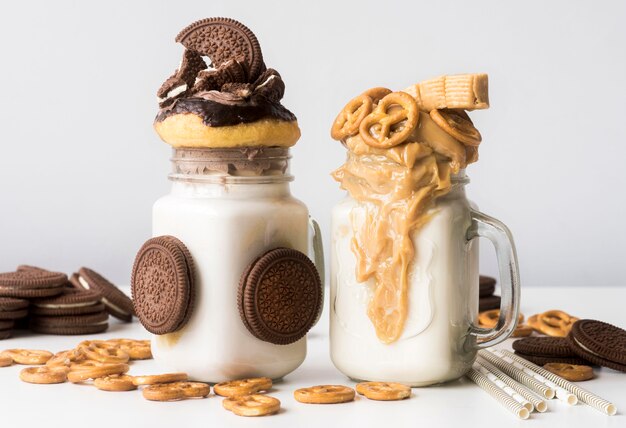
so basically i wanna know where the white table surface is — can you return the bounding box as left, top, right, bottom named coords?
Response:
left=1, top=286, right=625, bottom=428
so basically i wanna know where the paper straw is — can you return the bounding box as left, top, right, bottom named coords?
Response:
left=477, top=358, right=547, bottom=412
left=466, top=368, right=530, bottom=420
left=478, top=350, right=554, bottom=399
left=488, top=349, right=577, bottom=405
left=473, top=363, right=533, bottom=412
left=501, top=350, right=617, bottom=416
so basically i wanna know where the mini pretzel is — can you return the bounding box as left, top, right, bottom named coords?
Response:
left=543, top=363, right=594, bottom=382
left=142, top=381, right=210, bottom=401
left=79, top=340, right=129, bottom=364
left=1, top=349, right=53, bottom=365
left=223, top=394, right=281, bottom=416
left=0, top=354, right=13, bottom=367
left=20, top=366, right=69, bottom=384
left=359, top=92, right=419, bottom=148
left=132, top=372, right=188, bottom=386
left=478, top=310, right=524, bottom=329
left=430, top=109, right=481, bottom=146
left=67, top=361, right=129, bottom=383
left=106, top=339, right=152, bottom=360
left=356, top=382, right=411, bottom=401
left=46, top=349, right=84, bottom=367
left=362, top=87, right=392, bottom=103
left=511, top=324, right=534, bottom=338
left=214, top=377, right=272, bottom=397
left=94, top=375, right=137, bottom=392
left=528, top=310, right=578, bottom=337
left=331, top=94, right=373, bottom=140
left=294, top=385, right=355, bottom=404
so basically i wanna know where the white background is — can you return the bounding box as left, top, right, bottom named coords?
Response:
left=0, top=0, right=625, bottom=287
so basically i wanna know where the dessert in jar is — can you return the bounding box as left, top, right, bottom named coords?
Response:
left=130, top=18, right=324, bottom=383
left=329, top=75, right=520, bottom=386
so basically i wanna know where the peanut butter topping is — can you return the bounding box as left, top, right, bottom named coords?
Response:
left=331, top=76, right=487, bottom=343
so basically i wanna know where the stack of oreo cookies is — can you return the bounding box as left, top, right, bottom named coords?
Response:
left=0, top=265, right=134, bottom=339
left=479, top=275, right=500, bottom=312
left=512, top=320, right=626, bottom=373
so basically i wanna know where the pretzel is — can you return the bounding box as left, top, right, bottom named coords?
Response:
left=294, top=385, right=355, bottom=404
left=105, top=339, right=152, bottom=360
left=46, top=349, right=84, bottom=367
left=132, top=372, right=188, bottom=386
left=362, top=87, right=392, bottom=103
left=528, top=310, right=579, bottom=337
left=355, top=382, right=411, bottom=401
left=94, top=375, right=137, bottom=392
left=67, top=361, right=129, bottom=383
left=0, top=349, right=53, bottom=365
left=223, top=394, right=281, bottom=416
left=213, top=377, right=272, bottom=397
left=20, top=366, right=69, bottom=384
left=359, top=92, right=419, bottom=148
left=142, top=381, right=210, bottom=401
left=478, top=310, right=524, bottom=329
left=429, top=109, right=482, bottom=146
left=511, top=324, right=534, bottom=337
left=543, top=363, right=593, bottom=382
left=0, top=354, right=13, bottom=367
left=331, top=94, right=373, bottom=140
left=78, top=340, right=129, bottom=364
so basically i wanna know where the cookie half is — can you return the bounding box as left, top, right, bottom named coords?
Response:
left=131, top=236, right=196, bottom=335
left=479, top=295, right=500, bottom=312
left=238, top=247, right=322, bottom=345
left=567, top=319, right=626, bottom=372
left=513, top=352, right=591, bottom=366
left=29, top=311, right=109, bottom=335
left=0, top=297, right=29, bottom=320
left=479, top=275, right=496, bottom=297
left=75, top=268, right=134, bottom=322
left=512, top=337, right=576, bottom=358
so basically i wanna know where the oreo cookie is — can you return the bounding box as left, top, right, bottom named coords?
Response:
left=175, top=17, right=266, bottom=81
left=513, top=352, right=591, bottom=366
left=479, top=295, right=500, bottom=312
left=131, top=236, right=195, bottom=335
left=29, top=311, right=109, bottom=335
left=567, top=319, right=626, bottom=373
left=512, top=337, right=577, bottom=358
left=0, top=268, right=67, bottom=298
left=30, top=288, right=105, bottom=316
left=0, top=297, right=29, bottom=320
left=479, top=275, right=496, bottom=297
left=74, top=268, right=134, bottom=322
left=238, top=248, right=322, bottom=345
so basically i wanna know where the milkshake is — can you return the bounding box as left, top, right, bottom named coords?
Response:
left=329, top=75, right=520, bottom=385
left=131, top=18, right=324, bottom=382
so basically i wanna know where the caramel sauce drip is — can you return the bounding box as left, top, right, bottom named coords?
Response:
left=332, top=112, right=474, bottom=343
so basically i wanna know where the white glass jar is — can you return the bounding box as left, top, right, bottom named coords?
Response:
left=148, top=147, right=323, bottom=382
left=330, top=172, right=519, bottom=386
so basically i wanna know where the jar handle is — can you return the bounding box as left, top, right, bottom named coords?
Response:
left=466, top=209, right=521, bottom=350
left=309, top=216, right=325, bottom=325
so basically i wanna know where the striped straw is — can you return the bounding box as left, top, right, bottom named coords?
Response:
left=466, top=368, right=530, bottom=420
left=477, top=357, right=547, bottom=412
left=478, top=350, right=554, bottom=399
left=473, top=363, right=533, bottom=411
left=501, top=350, right=617, bottom=416
left=489, top=350, right=577, bottom=405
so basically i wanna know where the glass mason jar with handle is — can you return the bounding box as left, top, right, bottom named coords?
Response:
left=330, top=171, right=520, bottom=386
left=135, top=147, right=324, bottom=383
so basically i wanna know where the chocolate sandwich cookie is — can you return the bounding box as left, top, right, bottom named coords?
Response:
left=479, top=275, right=496, bottom=297
left=238, top=247, right=322, bottom=345
left=30, top=288, right=105, bottom=316
left=512, top=337, right=577, bottom=358
left=479, top=295, right=500, bottom=312
left=29, top=311, right=109, bottom=335
left=75, top=268, right=134, bottom=322
left=567, top=319, right=626, bottom=373
left=513, top=352, right=591, bottom=366
left=0, top=297, right=29, bottom=320
left=0, top=320, right=13, bottom=340
left=131, top=236, right=195, bottom=335
left=0, top=269, right=67, bottom=298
